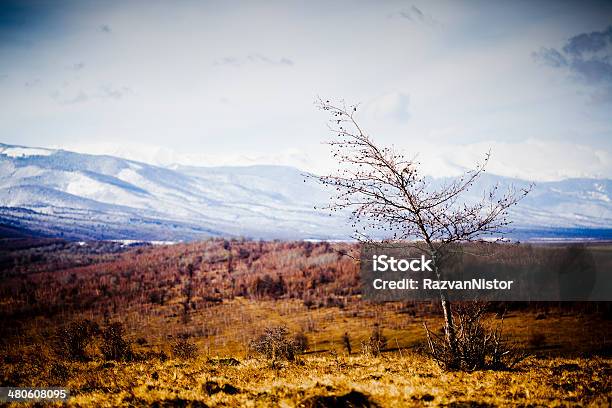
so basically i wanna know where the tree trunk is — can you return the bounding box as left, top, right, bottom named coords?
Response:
left=440, top=291, right=457, bottom=355
left=431, top=251, right=457, bottom=359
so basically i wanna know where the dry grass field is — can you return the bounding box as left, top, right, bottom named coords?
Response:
left=7, top=352, right=610, bottom=407
left=1, top=238, right=611, bottom=407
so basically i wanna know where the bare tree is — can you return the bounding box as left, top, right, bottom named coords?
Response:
left=312, top=98, right=531, bottom=361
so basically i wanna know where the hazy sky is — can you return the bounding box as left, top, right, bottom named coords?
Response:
left=1, top=0, right=611, bottom=181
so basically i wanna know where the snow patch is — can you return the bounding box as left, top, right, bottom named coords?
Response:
left=1, top=147, right=54, bottom=158
left=64, top=172, right=148, bottom=209
left=111, top=239, right=180, bottom=247
left=117, top=168, right=144, bottom=184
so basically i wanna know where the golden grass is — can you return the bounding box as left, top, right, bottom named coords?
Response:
left=113, top=297, right=611, bottom=358
left=3, top=241, right=611, bottom=406
left=3, top=305, right=611, bottom=407
left=10, top=353, right=608, bottom=407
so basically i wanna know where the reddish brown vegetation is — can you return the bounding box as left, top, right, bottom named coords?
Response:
left=0, top=239, right=359, bottom=326
left=1, top=238, right=609, bottom=361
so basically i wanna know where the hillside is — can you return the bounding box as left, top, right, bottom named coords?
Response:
left=1, top=238, right=610, bottom=407
left=1, top=143, right=612, bottom=241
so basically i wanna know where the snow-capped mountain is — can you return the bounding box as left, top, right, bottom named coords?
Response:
left=0, top=143, right=611, bottom=241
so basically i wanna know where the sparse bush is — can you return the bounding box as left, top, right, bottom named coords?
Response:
left=325, top=296, right=345, bottom=308
left=100, top=322, right=132, bottom=361
left=253, top=274, right=286, bottom=299
left=57, top=319, right=99, bottom=361
left=342, top=332, right=352, bottom=355
left=171, top=338, right=198, bottom=359
left=48, top=361, right=70, bottom=384
left=148, top=290, right=166, bottom=305
left=293, top=331, right=309, bottom=353
left=367, top=324, right=387, bottom=356
left=303, top=297, right=315, bottom=309
left=249, top=325, right=302, bottom=362
left=424, top=303, right=527, bottom=371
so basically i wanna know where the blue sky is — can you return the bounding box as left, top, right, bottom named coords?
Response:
left=0, top=0, right=611, bottom=181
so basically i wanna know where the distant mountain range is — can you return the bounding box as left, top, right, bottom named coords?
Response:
left=1, top=143, right=611, bottom=241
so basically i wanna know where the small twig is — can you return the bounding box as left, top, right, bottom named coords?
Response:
left=395, top=338, right=403, bottom=359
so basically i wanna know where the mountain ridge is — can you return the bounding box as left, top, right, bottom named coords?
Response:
left=1, top=142, right=611, bottom=241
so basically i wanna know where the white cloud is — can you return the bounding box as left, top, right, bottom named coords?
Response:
left=213, top=54, right=294, bottom=67
left=0, top=1, right=611, bottom=181
left=409, top=139, right=612, bottom=181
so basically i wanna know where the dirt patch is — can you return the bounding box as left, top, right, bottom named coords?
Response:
left=203, top=380, right=240, bottom=396
left=299, top=390, right=378, bottom=408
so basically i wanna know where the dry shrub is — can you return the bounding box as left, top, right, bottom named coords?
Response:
left=293, top=331, right=309, bottom=353
left=57, top=319, right=99, bottom=361
left=172, top=338, right=198, bottom=359
left=249, top=325, right=304, bottom=362
left=48, top=361, right=70, bottom=385
left=342, top=332, right=352, bottom=355
left=100, top=322, right=132, bottom=361
left=424, top=303, right=527, bottom=371
left=364, top=324, right=387, bottom=356
left=2, top=343, right=55, bottom=386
